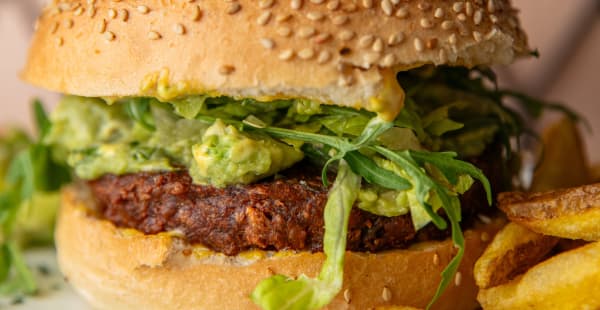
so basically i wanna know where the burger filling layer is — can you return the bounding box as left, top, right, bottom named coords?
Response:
left=43, top=66, right=532, bottom=308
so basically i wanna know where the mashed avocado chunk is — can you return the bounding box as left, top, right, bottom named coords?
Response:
left=191, top=120, right=303, bottom=187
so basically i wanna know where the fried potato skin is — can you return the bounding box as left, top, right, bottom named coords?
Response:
left=498, top=183, right=600, bottom=241
left=474, top=222, right=558, bottom=289
left=530, top=117, right=590, bottom=192
left=478, top=241, right=600, bottom=310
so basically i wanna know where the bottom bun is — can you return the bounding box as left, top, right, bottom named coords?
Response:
left=56, top=186, right=503, bottom=310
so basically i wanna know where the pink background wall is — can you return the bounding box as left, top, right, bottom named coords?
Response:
left=1, top=0, right=599, bottom=163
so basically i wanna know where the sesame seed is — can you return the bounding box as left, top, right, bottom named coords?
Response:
left=87, top=0, right=96, bottom=4
left=50, top=22, right=59, bottom=34
left=174, top=23, right=186, bottom=35
left=307, top=11, right=325, bottom=21
left=487, top=0, right=496, bottom=13
left=277, top=26, right=292, bottom=37
left=448, top=33, right=457, bottom=44
left=327, top=0, right=340, bottom=10
left=372, top=37, right=383, bottom=52
left=391, top=0, right=399, bottom=4
left=452, top=2, right=464, bottom=12
left=381, top=0, right=393, bottom=16
left=331, top=15, right=349, bottom=25
left=413, top=38, right=424, bottom=52
left=343, top=289, right=351, bottom=304
left=362, top=0, right=373, bottom=8
left=358, top=34, right=374, bottom=48
left=97, top=19, right=106, bottom=33
left=441, top=20, right=454, bottom=30
left=104, top=31, right=116, bottom=41
left=147, top=30, right=162, bottom=40
left=380, top=53, right=395, bottom=67
left=298, top=48, right=315, bottom=60
left=433, top=253, right=440, bottom=265
left=478, top=214, right=492, bottom=224
left=343, top=3, right=357, bottom=12
left=57, top=2, right=73, bottom=11
left=434, top=7, right=444, bottom=18
left=317, top=50, right=331, bottom=63
left=260, top=38, right=275, bottom=49
left=219, top=65, right=235, bottom=75
left=108, top=8, right=117, bottom=19
left=259, top=0, right=275, bottom=9
left=338, top=30, right=355, bottom=41
left=311, top=0, right=325, bottom=3
left=387, top=32, right=404, bottom=45
left=382, top=286, right=392, bottom=302
left=455, top=272, right=462, bottom=286
left=291, top=0, right=302, bottom=10
left=426, top=38, right=437, bottom=49
left=257, top=12, right=272, bottom=25
left=417, top=2, right=431, bottom=11
left=227, top=2, right=241, bottom=14
left=395, top=7, right=408, bottom=18
left=87, top=6, right=96, bottom=17
left=466, top=2, right=473, bottom=16
left=439, top=48, right=448, bottom=62
left=64, top=19, right=73, bottom=29
left=74, top=6, right=84, bottom=16
left=337, top=75, right=353, bottom=87
left=481, top=232, right=490, bottom=242
left=364, top=52, right=380, bottom=65
left=121, top=9, right=129, bottom=22
left=457, top=13, right=467, bottom=21
left=279, top=49, right=294, bottom=60
left=473, top=10, right=483, bottom=24
left=485, top=27, right=498, bottom=39
left=56, top=37, right=64, bottom=47
left=192, top=5, right=202, bottom=21
left=420, top=18, right=433, bottom=29
left=490, top=14, right=499, bottom=23
left=314, top=33, right=331, bottom=43
left=276, top=14, right=292, bottom=22
left=297, top=26, right=316, bottom=38
left=137, top=5, right=150, bottom=14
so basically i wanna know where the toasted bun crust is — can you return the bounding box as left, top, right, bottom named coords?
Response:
left=24, top=0, right=528, bottom=119
left=56, top=186, right=504, bottom=310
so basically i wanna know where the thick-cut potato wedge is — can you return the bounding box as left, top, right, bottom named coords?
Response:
left=530, top=117, right=590, bottom=192
left=474, top=222, right=558, bottom=289
left=498, top=183, right=600, bottom=240
left=478, top=241, right=600, bottom=310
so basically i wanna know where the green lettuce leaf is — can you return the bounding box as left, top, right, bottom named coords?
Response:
left=251, top=161, right=360, bottom=310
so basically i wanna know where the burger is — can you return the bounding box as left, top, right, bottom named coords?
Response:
left=20, top=0, right=531, bottom=309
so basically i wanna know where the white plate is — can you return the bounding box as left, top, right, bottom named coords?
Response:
left=1, top=248, right=90, bottom=309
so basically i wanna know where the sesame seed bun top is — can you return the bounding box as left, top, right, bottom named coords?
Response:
left=22, top=0, right=528, bottom=120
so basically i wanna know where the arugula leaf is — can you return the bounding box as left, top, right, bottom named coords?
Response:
left=369, top=146, right=492, bottom=309
left=32, top=100, right=51, bottom=139
left=344, top=151, right=410, bottom=191
left=124, top=98, right=156, bottom=130
left=369, top=147, right=448, bottom=230
left=251, top=161, right=360, bottom=310
left=409, top=150, right=492, bottom=204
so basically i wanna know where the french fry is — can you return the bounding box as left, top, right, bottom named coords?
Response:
left=498, top=183, right=600, bottom=241
left=478, top=241, right=600, bottom=310
left=530, top=117, right=590, bottom=192
left=474, top=222, right=558, bottom=289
